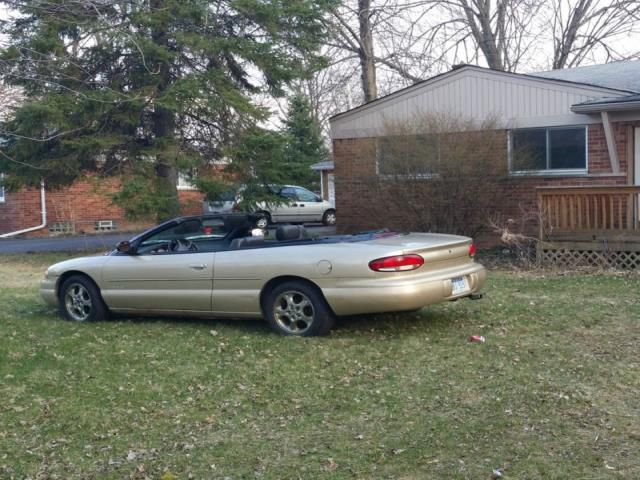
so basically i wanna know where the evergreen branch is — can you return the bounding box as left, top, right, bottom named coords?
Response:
left=0, top=149, right=50, bottom=170
left=0, top=126, right=85, bottom=142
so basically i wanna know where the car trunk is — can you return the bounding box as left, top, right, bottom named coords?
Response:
left=366, top=233, right=473, bottom=270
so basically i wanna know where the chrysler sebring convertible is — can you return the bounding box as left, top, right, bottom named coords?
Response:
left=41, top=214, right=486, bottom=336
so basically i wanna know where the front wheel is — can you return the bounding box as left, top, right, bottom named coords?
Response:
left=322, top=209, right=336, bottom=226
left=59, top=275, right=107, bottom=322
left=263, top=281, right=335, bottom=336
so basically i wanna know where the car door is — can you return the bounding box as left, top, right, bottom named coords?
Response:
left=294, top=187, right=323, bottom=222
left=100, top=218, right=221, bottom=312
left=270, top=187, right=300, bottom=223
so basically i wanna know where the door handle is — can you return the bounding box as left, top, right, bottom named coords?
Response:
left=299, top=204, right=305, bottom=207
left=189, top=264, right=207, bottom=270
left=292, top=203, right=298, bottom=207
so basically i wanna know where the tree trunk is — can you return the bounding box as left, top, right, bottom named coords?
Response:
left=358, top=0, right=377, bottom=102
left=461, top=0, right=504, bottom=71
left=151, top=0, right=180, bottom=221
left=552, top=0, right=591, bottom=69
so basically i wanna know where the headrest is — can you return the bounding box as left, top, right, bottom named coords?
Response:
left=276, top=225, right=306, bottom=241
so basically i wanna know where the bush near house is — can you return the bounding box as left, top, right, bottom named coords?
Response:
left=367, top=114, right=511, bottom=237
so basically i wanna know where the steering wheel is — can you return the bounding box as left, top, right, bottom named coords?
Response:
left=170, top=238, right=198, bottom=252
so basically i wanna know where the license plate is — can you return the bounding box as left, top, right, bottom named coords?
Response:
left=451, top=276, right=469, bottom=295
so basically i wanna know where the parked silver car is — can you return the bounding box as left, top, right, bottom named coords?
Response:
left=204, top=185, right=336, bottom=228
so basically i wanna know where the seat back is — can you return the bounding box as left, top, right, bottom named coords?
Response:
left=229, top=236, right=265, bottom=250
left=275, top=225, right=307, bottom=241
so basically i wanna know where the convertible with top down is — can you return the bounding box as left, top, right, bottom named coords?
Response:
left=41, top=214, right=486, bottom=336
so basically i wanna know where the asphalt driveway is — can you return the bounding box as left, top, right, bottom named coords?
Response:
left=0, top=225, right=337, bottom=254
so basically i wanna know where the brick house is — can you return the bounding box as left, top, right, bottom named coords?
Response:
left=0, top=175, right=206, bottom=238
left=330, top=62, right=640, bottom=256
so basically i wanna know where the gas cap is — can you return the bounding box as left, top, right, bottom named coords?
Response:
left=317, top=260, right=332, bottom=275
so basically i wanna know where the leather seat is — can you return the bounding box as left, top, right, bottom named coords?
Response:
left=229, top=236, right=265, bottom=249
left=275, top=225, right=307, bottom=241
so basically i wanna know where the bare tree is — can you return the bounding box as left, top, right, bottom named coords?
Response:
left=326, top=0, right=445, bottom=101
left=549, top=0, right=640, bottom=69
left=422, top=0, right=544, bottom=72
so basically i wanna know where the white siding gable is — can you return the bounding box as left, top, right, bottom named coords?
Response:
left=330, top=67, right=629, bottom=139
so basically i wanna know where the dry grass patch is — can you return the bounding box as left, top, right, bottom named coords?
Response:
left=0, top=253, right=638, bottom=479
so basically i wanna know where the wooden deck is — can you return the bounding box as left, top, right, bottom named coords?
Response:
left=537, top=185, right=640, bottom=268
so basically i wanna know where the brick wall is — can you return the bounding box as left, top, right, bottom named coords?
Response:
left=0, top=177, right=207, bottom=237
left=333, top=122, right=636, bottom=243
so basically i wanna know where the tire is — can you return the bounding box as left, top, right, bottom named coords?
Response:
left=59, top=275, right=107, bottom=322
left=255, top=212, right=271, bottom=229
left=263, top=281, right=335, bottom=336
left=322, top=209, right=336, bottom=226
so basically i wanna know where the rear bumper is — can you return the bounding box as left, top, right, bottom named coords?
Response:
left=321, top=262, right=486, bottom=316
left=40, top=277, right=59, bottom=307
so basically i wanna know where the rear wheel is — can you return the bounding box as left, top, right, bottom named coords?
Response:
left=264, top=281, right=334, bottom=336
left=59, top=275, right=107, bottom=322
left=322, top=209, right=336, bottom=226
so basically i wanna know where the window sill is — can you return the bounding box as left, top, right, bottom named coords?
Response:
left=177, top=186, right=198, bottom=191
left=378, top=173, right=440, bottom=181
left=509, top=170, right=588, bottom=178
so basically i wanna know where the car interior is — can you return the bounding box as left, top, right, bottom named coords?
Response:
left=134, top=216, right=314, bottom=255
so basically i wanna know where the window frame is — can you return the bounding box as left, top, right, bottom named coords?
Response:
left=508, top=125, right=588, bottom=176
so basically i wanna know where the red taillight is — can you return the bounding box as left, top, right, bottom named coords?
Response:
left=469, top=243, right=477, bottom=258
left=369, top=254, right=424, bottom=272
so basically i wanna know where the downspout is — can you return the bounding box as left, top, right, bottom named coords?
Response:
left=0, top=180, right=47, bottom=238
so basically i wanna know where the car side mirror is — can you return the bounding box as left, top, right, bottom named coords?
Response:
left=116, top=240, right=135, bottom=254
left=315, top=195, right=323, bottom=202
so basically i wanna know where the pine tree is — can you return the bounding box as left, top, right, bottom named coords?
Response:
left=0, top=0, right=334, bottom=220
left=283, top=93, right=329, bottom=190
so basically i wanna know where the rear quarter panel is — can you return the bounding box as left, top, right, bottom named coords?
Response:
left=211, top=242, right=401, bottom=316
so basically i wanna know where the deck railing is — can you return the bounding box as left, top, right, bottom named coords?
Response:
left=537, top=185, right=640, bottom=239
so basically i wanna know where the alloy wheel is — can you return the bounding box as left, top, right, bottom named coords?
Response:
left=273, top=290, right=315, bottom=334
left=64, top=283, right=93, bottom=321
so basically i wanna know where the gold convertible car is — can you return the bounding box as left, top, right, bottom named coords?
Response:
left=41, top=214, right=486, bottom=336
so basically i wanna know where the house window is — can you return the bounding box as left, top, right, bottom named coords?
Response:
left=376, top=135, right=439, bottom=178
left=510, top=126, right=587, bottom=174
left=177, top=172, right=196, bottom=190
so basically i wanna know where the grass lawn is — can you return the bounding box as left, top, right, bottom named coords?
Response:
left=0, top=253, right=639, bottom=479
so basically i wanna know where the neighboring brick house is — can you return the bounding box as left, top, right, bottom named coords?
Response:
left=330, top=62, right=640, bottom=244
left=0, top=175, right=206, bottom=237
